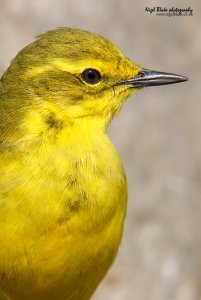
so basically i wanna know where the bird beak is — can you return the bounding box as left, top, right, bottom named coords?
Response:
left=120, top=68, right=188, bottom=88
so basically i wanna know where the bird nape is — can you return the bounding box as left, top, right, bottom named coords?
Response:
left=0, top=28, right=187, bottom=300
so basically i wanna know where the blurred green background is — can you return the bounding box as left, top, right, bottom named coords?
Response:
left=0, top=0, right=200, bottom=299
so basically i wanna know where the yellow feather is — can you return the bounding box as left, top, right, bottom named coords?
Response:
left=0, top=28, right=187, bottom=299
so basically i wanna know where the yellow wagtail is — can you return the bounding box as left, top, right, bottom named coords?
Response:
left=0, top=28, right=187, bottom=300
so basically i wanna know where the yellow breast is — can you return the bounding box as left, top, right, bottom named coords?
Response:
left=0, top=116, right=127, bottom=300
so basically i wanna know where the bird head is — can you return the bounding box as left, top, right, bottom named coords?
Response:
left=1, top=28, right=187, bottom=137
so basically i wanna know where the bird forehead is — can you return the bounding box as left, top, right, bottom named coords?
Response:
left=23, top=28, right=141, bottom=79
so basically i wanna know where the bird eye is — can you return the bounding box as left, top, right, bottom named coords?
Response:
left=81, top=69, right=102, bottom=85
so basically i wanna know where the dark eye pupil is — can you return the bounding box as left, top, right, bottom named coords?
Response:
left=81, top=69, right=101, bottom=84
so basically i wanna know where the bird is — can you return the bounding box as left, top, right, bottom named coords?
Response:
left=0, top=28, right=187, bottom=300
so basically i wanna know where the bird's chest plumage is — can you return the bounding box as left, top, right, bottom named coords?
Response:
left=0, top=136, right=127, bottom=299
left=36, top=140, right=127, bottom=277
